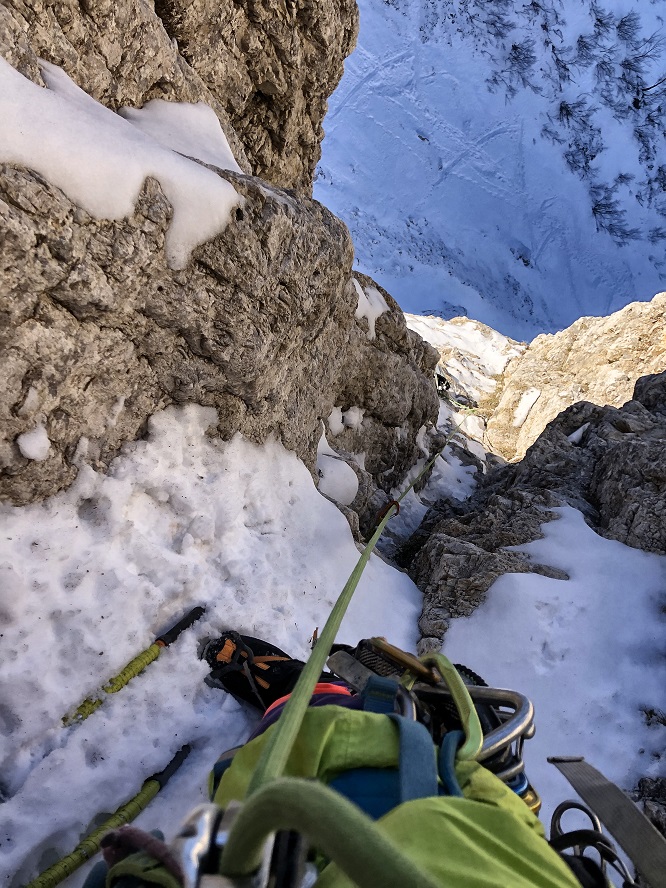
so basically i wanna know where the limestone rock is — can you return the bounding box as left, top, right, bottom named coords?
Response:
left=0, top=156, right=437, bottom=505
left=404, top=487, right=568, bottom=653
left=486, top=293, right=666, bottom=461
left=635, top=776, right=666, bottom=840
left=153, top=0, right=359, bottom=192
left=405, top=314, right=525, bottom=414
left=505, top=373, right=666, bottom=554
left=404, top=369, right=666, bottom=650
left=325, top=274, right=440, bottom=497
left=0, top=0, right=358, bottom=192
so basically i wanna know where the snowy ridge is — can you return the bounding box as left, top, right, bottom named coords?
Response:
left=405, top=313, right=525, bottom=403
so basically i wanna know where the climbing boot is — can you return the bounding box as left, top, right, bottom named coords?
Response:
left=199, top=631, right=304, bottom=710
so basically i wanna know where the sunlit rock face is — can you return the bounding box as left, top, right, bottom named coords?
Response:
left=151, top=0, right=359, bottom=193
left=484, top=292, right=666, bottom=462
left=404, top=366, right=666, bottom=651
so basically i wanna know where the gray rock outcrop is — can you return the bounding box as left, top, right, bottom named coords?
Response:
left=1, top=159, right=437, bottom=506
left=405, top=369, right=666, bottom=651
left=1, top=1, right=440, bottom=509
left=152, top=0, right=359, bottom=192
left=485, top=293, right=666, bottom=461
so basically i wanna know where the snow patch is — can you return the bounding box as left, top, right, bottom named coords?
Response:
left=353, top=278, right=388, bottom=340
left=316, top=433, right=359, bottom=506
left=0, top=57, right=242, bottom=270
left=16, top=424, right=50, bottom=461
left=444, top=507, right=666, bottom=830
left=342, top=406, right=365, bottom=431
left=512, top=388, right=541, bottom=428
left=567, top=422, right=590, bottom=445
left=415, top=425, right=430, bottom=457
left=118, top=100, right=243, bottom=173
left=327, top=407, right=345, bottom=436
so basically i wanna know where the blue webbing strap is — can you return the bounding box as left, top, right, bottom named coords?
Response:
left=438, top=730, right=464, bottom=797
left=361, top=675, right=398, bottom=714
left=362, top=676, right=439, bottom=804
left=389, top=714, right=439, bottom=802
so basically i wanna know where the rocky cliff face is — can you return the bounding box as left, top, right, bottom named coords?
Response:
left=152, top=0, right=359, bottom=192
left=0, top=1, right=438, bottom=509
left=404, top=295, right=666, bottom=651
left=406, top=368, right=666, bottom=650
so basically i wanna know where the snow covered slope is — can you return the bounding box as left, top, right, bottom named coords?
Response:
left=315, top=0, right=666, bottom=339
left=0, top=406, right=422, bottom=885
left=2, top=404, right=663, bottom=888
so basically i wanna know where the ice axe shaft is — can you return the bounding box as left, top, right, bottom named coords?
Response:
left=63, top=606, right=206, bottom=725
left=25, top=745, right=191, bottom=888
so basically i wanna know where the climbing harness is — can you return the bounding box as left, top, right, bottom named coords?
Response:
left=328, top=641, right=538, bottom=809
left=177, top=644, right=536, bottom=887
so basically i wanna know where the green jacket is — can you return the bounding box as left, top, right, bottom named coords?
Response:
left=213, top=706, right=581, bottom=888
left=110, top=706, right=582, bottom=888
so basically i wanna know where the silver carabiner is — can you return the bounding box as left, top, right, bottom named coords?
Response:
left=550, top=799, right=603, bottom=843
left=172, top=802, right=277, bottom=888
left=173, top=804, right=223, bottom=888
left=550, top=801, right=639, bottom=887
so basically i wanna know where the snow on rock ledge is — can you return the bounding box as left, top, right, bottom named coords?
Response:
left=0, top=0, right=358, bottom=194
left=0, top=58, right=438, bottom=509
left=0, top=152, right=437, bottom=506
left=0, top=58, right=242, bottom=270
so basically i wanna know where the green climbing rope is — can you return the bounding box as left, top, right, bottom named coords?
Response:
left=244, top=503, right=399, bottom=796
left=420, top=653, right=483, bottom=761
left=220, top=778, right=440, bottom=887
left=245, top=420, right=463, bottom=797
